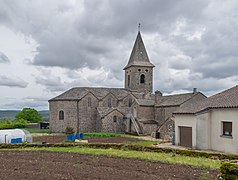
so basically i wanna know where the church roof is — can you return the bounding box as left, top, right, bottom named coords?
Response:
left=174, top=85, right=238, bottom=114
left=49, top=87, right=130, bottom=101
left=135, top=99, right=155, bottom=106
left=97, top=107, right=128, bottom=118
left=157, top=93, right=200, bottom=107
left=124, top=31, right=154, bottom=69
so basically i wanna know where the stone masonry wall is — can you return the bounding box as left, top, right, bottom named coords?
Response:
left=49, top=100, right=78, bottom=133
left=137, top=106, right=155, bottom=121
left=141, top=123, right=158, bottom=135
left=155, top=106, right=179, bottom=125
left=99, top=93, right=118, bottom=107
left=101, top=111, right=125, bottom=133
left=78, top=94, right=99, bottom=132
left=125, top=66, right=153, bottom=92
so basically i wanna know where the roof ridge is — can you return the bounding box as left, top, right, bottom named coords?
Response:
left=163, top=92, right=194, bottom=97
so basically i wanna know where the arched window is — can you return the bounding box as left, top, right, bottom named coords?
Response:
left=140, top=74, right=145, bottom=83
left=59, top=110, right=64, bottom=120
left=88, top=97, right=92, bottom=107
left=113, top=116, right=117, bottom=123
left=128, top=75, right=130, bottom=87
left=108, top=98, right=112, bottom=107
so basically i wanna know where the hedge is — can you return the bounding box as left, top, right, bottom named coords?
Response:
left=0, top=143, right=237, bottom=160
left=217, top=161, right=238, bottom=180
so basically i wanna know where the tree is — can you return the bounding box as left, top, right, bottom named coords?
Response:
left=15, top=108, right=42, bottom=123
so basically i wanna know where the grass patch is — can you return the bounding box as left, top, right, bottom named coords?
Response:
left=23, top=128, right=49, bottom=134
left=125, top=140, right=159, bottom=147
left=19, top=146, right=221, bottom=169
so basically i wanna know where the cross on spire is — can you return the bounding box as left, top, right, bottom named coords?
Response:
left=138, top=23, right=141, bottom=32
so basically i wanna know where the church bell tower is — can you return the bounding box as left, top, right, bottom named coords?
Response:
left=124, top=30, right=154, bottom=93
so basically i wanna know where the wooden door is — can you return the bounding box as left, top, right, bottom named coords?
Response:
left=179, top=126, right=192, bottom=148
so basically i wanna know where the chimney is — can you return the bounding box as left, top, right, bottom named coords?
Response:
left=193, top=88, right=197, bottom=93
left=155, top=90, right=163, bottom=104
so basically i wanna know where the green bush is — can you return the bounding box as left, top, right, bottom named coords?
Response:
left=65, top=127, right=75, bottom=135
left=218, top=161, right=238, bottom=179
left=15, top=108, right=42, bottom=123
left=0, top=118, right=27, bottom=129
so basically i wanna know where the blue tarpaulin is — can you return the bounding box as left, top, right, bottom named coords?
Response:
left=67, top=133, right=84, bottom=140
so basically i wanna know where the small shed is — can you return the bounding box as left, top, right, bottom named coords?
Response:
left=0, top=129, right=32, bottom=144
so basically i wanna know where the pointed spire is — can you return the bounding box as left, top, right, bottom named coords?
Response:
left=124, top=30, right=154, bottom=70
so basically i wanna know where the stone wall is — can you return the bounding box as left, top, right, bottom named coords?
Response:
left=158, top=118, right=174, bottom=140
left=137, top=106, right=155, bottom=121
left=49, top=100, right=78, bottom=133
left=155, top=106, right=179, bottom=125
left=101, top=110, right=125, bottom=133
left=124, top=66, right=153, bottom=92
left=141, top=123, right=158, bottom=135
left=78, top=94, right=99, bottom=132
left=100, top=93, right=118, bottom=107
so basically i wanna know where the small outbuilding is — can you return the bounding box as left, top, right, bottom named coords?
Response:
left=173, top=85, right=238, bottom=154
left=0, top=129, right=32, bottom=144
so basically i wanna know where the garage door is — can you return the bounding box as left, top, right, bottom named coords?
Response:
left=179, top=126, right=192, bottom=148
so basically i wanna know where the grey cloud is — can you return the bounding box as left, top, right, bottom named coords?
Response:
left=1, top=0, right=238, bottom=97
left=35, top=75, right=62, bottom=87
left=192, top=58, right=238, bottom=79
left=3, top=99, right=48, bottom=110
left=168, top=55, right=192, bottom=70
left=0, top=52, right=10, bottom=63
left=35, top=69, right=67, bottom=92
left=0, top=75, right=28, bottom=88
left=0, top=0, right=209, bottom=70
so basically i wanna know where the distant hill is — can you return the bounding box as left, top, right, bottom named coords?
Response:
left=39, top=110, right=49, bottom=122
left=0, top=110, right=49, bottom=122
left=0, top=110, right=19, bottom=120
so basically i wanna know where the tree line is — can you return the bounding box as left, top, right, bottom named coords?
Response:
left=0, top=108, right=42, bottom=130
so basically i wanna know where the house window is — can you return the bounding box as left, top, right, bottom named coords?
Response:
left=108, top=98, right=112, bottom=107
left=59, top=110, right=64, bottom=120
left=88, top=97, right=92, bottom=107
left=128, top=75, right=130, bottom=87
left=140, top=74, right=145, bottom=83
left=113, top=116, right=117, bottom=123
left=222, top=122, right=232, bottom=136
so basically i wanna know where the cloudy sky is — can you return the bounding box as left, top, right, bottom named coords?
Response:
left=0, top=0, right=238, bottom=110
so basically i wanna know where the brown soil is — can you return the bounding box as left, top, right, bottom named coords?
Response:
left=33, top=135, right=143, bottom=144
left=0, top=150, right=219, bottom=180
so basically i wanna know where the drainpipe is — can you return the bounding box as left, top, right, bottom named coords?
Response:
left=77, top=100, right=80, bottom=133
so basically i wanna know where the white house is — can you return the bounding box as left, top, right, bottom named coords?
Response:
left=173, top=85, right=238, bottom=154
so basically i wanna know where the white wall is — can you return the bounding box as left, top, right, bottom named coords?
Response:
left=209, top=109, right=238, bottom=154
left=196, top=112, right=211, bottom=150
left=174, top=114, right=197, bottom=148
left=175, top=108, right=238, bottom=154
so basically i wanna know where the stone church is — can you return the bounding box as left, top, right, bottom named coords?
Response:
left=49, top=30, right=206, bottom=139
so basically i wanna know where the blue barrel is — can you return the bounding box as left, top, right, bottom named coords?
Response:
left=67, top=134, right=75, bottom=141
left=79, top=133, right=84, bottom=139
